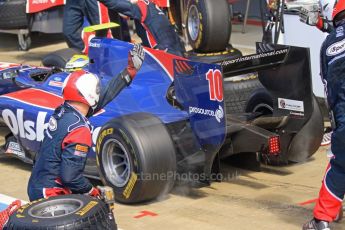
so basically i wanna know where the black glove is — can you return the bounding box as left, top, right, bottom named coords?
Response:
left=127, top=43, right=145, bottom=79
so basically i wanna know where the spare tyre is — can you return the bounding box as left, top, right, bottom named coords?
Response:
left=186, top=45, right=242, bottom=63
left=224, top=74, right=273, bottom=115
left=6, top=194, right=115, bottom=229
left=42, top=48, right=81, bottom=69
left=186, top=0, right=231, bottom=53
left=0, top=0, right=28, bottom=30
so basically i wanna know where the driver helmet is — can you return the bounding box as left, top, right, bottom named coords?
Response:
left=62, top=70, right=100, bottom=110
left=65, top=54, right=89, bottom=71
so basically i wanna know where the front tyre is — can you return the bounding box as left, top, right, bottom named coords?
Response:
left=96, top=113, right=176, bottom=204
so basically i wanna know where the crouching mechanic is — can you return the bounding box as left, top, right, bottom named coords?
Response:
left=303, top=1, right=345, bottom=229
left=27, top=44, right=145, bottom=201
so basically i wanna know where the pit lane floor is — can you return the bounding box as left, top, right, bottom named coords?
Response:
left=0, top=26, right=343, bottom=230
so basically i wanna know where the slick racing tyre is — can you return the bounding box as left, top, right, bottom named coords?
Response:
left=186, top=45, right=242, bottom=64
left=186, top=0, right=231, bottom=53
left=0, top=0, right=28, bottom=30
left=6, top=194, right=114, bottom=229
left=96, top=113, right=176, bottom=204
left=42, top=48, right=81, bottom=69
left=224, top=74, right=273, bottom=115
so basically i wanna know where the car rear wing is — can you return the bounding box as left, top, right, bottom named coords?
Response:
left=220, top=43, right=289, bottom=77
left=220, top=43, right=314, bottom=121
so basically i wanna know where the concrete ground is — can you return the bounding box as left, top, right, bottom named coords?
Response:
left=0, top=24, right=343, bottom=230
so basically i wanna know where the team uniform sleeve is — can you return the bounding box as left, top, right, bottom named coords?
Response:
left=316, top=17, right=334, bottom=33
left=89, top=69, right=131, bottom=116
left=98, top=0, right=142, bottom=20
left=60, top=127, right=93, bottom=194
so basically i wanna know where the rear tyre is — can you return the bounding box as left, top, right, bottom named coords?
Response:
left=96, top=113, right=176, bottom=204
left=186, top=0, right=231, bottom=52
left=42, top=48, right=81, bottom=68
left=7, top=194, right=114, bottom=229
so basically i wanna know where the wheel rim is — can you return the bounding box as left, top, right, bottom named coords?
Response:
left=253, top=103, right=273, bottom=115
left=28, top=199, right=83, bottom=218
left=102, top=139, right=131, bottom=187
left=188, top=5, right=200, bottom=42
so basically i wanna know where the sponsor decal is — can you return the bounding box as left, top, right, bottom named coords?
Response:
left=278, top=98, right=304, bottom=112
left=2, top=109, right=48, bottom=142
left=48, top=81, right=63, bottom=87
left=123, top=172, right=138, bottom=199
left=2, top=109, right=102, bottom=150
left=1, top=70, right=18, bottom=80
left=76, top=201, right=98, bottom=216
left=89, top=42, right=101, bottom=48
left=26, top=0, right=65, bottom=13
left=326, top=38, right=345, bottom=56
left=290, top=111, right=305, bottom=117
left=48, top=117, right=57, bottom=131
left=189, top=105, right=224, bottom=123
left=6, top=142, right=25, bottom=158
left=96, top=128, right=113, bottom=153
left=53, top=77, right=62, bottom=81
left=75, top=144, right=89, bottom=152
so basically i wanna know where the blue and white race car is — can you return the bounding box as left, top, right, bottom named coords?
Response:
left=0, top=38, right=323, bottom=203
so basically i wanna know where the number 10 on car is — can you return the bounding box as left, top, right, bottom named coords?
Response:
left=206, top=69, right=223, bottom=102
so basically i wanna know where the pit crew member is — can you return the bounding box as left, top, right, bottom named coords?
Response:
left=303, top=0, right=345, bottom=229
left=92, top=0, right=185, bottom=56
left=27, top=44, right=145, bottom=201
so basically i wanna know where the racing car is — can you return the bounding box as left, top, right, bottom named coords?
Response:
left=0, top=37, right=323, bottom=204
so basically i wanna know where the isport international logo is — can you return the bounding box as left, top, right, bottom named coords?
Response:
left=189, top=105, right=224, bottom=123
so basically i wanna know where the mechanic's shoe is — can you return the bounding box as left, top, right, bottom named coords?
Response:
left=321, top=131, right=332, bottom=146
left=0, top=200, right=21, bottom=229
left=303, top=218, right=330, bottom=230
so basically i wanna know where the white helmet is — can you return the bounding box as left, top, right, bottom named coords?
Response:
left=62, top=70, right=100, bottom=109
left=319, top=0, right=337, bottom=22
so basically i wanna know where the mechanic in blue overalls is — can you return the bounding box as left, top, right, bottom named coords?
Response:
left=64, top=0, right=185, bottom=56
left=301, top=0, right=345, bottom=229
left=27, top=44, right=145, bottom=201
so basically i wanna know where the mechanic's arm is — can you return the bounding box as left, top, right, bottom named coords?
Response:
left=60, top=127, right=94, bottom=194
left=90, top=44, right=145, bottom=115
left=98, top=0, right=142, bottom=20
left=316, top=17, right=333, bottom=33
left=299, top=6, right=333, bottom=33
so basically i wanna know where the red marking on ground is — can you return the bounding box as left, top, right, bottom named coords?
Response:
left=134, top=210, right=158, bottom=219
left=298, top=198, right=318, bottom=206
left=232, top=19, right=265, bottom=27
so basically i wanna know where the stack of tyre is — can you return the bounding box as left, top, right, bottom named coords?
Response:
left=0, top=0, right=28, bottom=30
left=186, top=0, right=241, bottom=62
